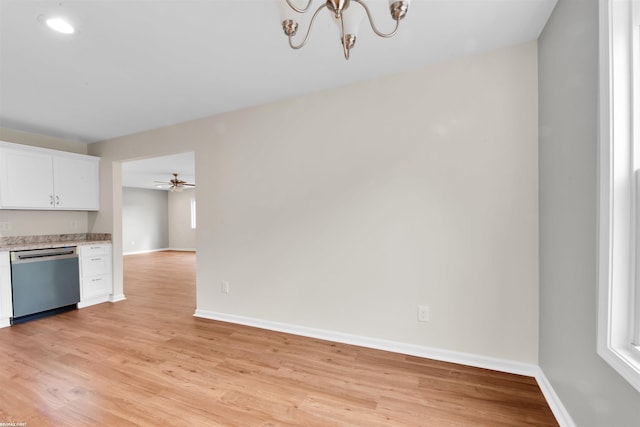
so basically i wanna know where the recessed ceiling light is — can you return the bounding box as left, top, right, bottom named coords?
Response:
left=41, top=16, right=75, bottom=34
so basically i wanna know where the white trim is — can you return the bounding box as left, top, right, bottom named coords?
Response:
left=533, top=368, right=578, bottom=427
left=635, top=171, right=640, bottom=345
left=77, top=294, right=110, bottom=309
left=0, top=318, right=10, bottom=328
left=194, top=309, right=574, bottom=426
left=123, top=248, right=170, bottom=256
left=123, top=248, right=194, bottom=255
left=109, top=293, right=126, bottom=303
left=597, top=0, right=640, bottom=393
left=194, top=310, right=537, bottom=374
left=632, top=0, right=640, bottom=347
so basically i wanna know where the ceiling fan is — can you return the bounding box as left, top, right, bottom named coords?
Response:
left=154, top=173, right=195, bottom=192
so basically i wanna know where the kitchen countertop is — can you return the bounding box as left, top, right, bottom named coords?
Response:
left=0, top=233, right=111, bottom=252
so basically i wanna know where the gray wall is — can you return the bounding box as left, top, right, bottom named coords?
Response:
left=539, top=0, right=640, bottom=425
left=122, top=187, right=168, bottom=254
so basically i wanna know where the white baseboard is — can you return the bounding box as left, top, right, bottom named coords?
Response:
left=77, top=295, right=110, bottom=308
left=533, top=367, right=577, bottom=427
left=109, top=293, right=126, bottom=303
left=193, top=310, right=535, bottom=375
left=194, top=309, right=575, bottom=427
left=0, top=317, right=10, bottom=328
left=123, top=248, right=170, bottom=256
left=124, top=248, right=195, bottom=255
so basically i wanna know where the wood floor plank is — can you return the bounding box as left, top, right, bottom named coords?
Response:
left=0, top=250, right=558, bottom=426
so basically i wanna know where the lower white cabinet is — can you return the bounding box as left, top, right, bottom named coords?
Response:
left=0, top=252, right=11, bottom=327
left=78, top=244, right=112, bottom=308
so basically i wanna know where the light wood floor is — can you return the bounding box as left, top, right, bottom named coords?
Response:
left=0, top=251, right=558, bottom=426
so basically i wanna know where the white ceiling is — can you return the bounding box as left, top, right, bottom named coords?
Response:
left=122, top=152, right=195, bottom=190
left=0, top=0, right=557, bottom=145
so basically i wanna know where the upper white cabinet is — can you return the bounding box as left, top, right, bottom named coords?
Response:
left=0, top=141, right=99, bottom=210
left=0, top=147, right=53, bottom=209
left=54, top=155, right=99, bottom=210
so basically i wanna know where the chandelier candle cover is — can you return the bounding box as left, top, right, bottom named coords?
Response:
left=280, top=0, right=410, bottom=59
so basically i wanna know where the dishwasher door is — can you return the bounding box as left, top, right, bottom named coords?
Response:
left=11, top=247, right=80, bottom=320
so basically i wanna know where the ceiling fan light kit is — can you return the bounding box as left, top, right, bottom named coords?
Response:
left=280, top=0, right=410, bottom=60
left=154, top=173, right=195, bottom=192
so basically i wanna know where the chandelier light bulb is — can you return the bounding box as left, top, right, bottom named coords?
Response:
left=332, top=7, right=362, bottom=59
left=333, top=7, right=362, bottom=36
left=278, top=0, right=299, bottom=21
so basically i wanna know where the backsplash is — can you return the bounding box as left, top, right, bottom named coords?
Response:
left=0, top=233, right=111, bottom=247
left=0, top=209, right=89, bottom=237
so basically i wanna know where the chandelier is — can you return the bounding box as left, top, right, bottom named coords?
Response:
left=280, top=0, right=410, bottom=60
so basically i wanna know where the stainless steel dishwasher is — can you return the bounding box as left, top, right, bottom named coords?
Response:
left=10, top=246, right=80, bottom=323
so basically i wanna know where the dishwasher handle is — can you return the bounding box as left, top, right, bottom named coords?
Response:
left=11, top=247, right=78, bottom=264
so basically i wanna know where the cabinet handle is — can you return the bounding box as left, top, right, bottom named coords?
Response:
left=49, top=195, right=54, bottom=205
left=55, top=195, right=60, bottom=205
left=90, top=258, right=101, bottom=262
left=91, top=277, right=103, bottom=283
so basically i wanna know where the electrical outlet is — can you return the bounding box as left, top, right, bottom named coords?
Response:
left=221, top=280, right=230, bottom=294
left=418, top=305, right=429, bottom=322
left=0, top=222, right=11, bottom=231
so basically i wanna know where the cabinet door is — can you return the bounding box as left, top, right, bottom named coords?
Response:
left=78, top=244, right=113, bottom=305
left=54, top=156, right=99, bottom=210
left=0, top=148, right=54, bottom=209
left=80, top=244, right=111, bottom=257
left=81, top=274, right=112, bottom=300
left=80, top=255, right=111, bottom=277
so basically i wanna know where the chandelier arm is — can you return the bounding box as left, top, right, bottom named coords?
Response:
left=285, top=0, right=315, bottom=13
left=352, top=0, right=401, bottom=38
left=339, top=14, right=350, bottom=60
left=288, top=3, right=327, bottom=49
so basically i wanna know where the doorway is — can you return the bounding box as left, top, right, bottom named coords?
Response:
left=120, top=152, right=196, bottom=298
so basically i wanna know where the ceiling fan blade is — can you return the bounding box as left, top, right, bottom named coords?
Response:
left=154, top=173, right=194, bottom=189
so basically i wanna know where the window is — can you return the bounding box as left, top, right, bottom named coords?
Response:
left=597, top=0, right=640, bottom=392
left=190, top=198, right=196, bottom=230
